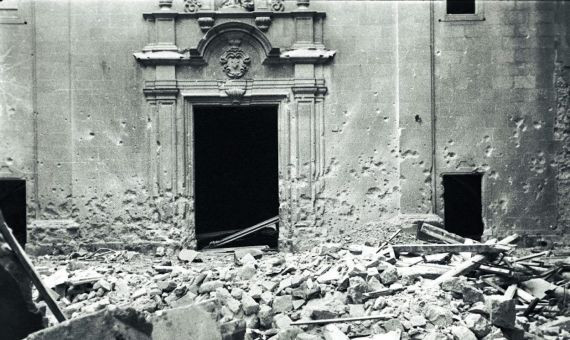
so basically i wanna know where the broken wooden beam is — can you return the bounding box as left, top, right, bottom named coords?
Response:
left=418, top=223, right=468, bottom=244
left=430, top=234, right=519, bottom=286
left=290, top=314, right=397, bottom=326
left=205, top=216, right=279, bottom=249
left=377, top=229, right=401, bottom=253
left=392, top=243, right=510, bottom=255
left=0, top=211, right=67, bottom=323
left=512, top=251, right=550, bottom=263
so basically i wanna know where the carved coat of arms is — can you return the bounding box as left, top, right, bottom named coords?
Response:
left=220, top=44, right=251, bottom=79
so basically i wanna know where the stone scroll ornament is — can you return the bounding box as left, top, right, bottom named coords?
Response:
left=220, top=43, right=251, bottom=79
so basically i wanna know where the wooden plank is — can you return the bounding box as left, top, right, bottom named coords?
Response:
left=430, top=234, right=519, bottom=286
left=392, top=243, right=510, bottom=255
left=376, top=229, right=401, bottom=253
left=504, top=284, right=518, bottom=299
left=290, top=314, right=397, bottom=326
left=418, top=223, right=467, bottom=244
left=0, top=211, right=67, bottom=322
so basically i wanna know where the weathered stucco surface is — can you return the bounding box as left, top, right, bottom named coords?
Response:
left=0, top=0, right=569, bottom=253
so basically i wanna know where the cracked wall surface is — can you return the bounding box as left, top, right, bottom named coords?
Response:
left=0, top=0, right=569, bottom=252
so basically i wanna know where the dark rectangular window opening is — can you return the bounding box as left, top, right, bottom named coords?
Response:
left=194, top=105, right=279, bottom=249
left=0, top=178, right=27, bottom=247
left=442, top=173, right=484, bottom=241
left=447, top=0, right=476, bottom=14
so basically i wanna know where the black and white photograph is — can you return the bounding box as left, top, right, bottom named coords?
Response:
left=1, top=0, right=570, bottom=339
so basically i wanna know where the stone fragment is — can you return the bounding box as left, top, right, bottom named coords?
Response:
left=261, top=280, right=279, bottom=292
left=94, top=279, right=113, bottom=292
left=347, top=276, right=369, bottom=304
left=260, top=291, right=273, bottom=305
left=423, top=331, right=447, bottom=340
left=320, top=243, right=342, bottom=256
left=199, top=280, right=224, bottom=294
left=317, top=267, right=342, bottom=284
left=451, top=326, right=477, bottom=340
left=273, top=295, right=293, bottom=314
left=234, top=248, right=263, bottom=262
left=323, top=324, right=350, bottom=340
left=424, top=305, right=453, bottom=327
left=409, top=314, right=427, bottom=327
left=368, top=277, right=384, bottom=291
left=296, top=333, right=320, bottom=340
left=241, top=293, right=259, bottom=315
left=441, top=277, right=468, bottom=294
left=464, top=313, right=492, bottom=338
left=178, top=249, right=200, bottom=263
left=238, top=263, right=257, bottom=280
left=158, top=281, right=177, bottom=293
left=28, top=307, right=151, bottom=340
left=259, top=304, right=273, bottom=328
left=379, top=265, right=398, bottom=285
left=277, top=326, right=302, bottom=340
left=349, top=304, right=366, bottom=317
left=249, top=285, right=263, bottom=300
left=349, top=245, right=363, bottom=255
left=152, top=305, right=221, bottom=340
left=273, top=313, right=293, bottom=329
left=485, top=295, right=515, bottom=329
left=462, top=285, right=485, bottom=304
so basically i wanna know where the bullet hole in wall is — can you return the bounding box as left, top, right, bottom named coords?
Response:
left=415, top=115, right=422, bottom=123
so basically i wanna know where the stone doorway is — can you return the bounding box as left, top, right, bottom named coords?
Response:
left=193, top=105, right=279, bottom=249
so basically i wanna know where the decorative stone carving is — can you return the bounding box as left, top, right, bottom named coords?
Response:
left=220, top=0, right=254, bottom=11
left=197, top=17, right=215, bottom=32
left=222, top=81, right=247, bottom=104
left=255, top=16, right=272, bottom=32
left=158, top=0, right=173, bottom=10
left=296, top=0, right=309, bottom=9
left=220, top=41, right=251, bottom=79
left=269, top=0, right=284, bottom=12
left=183, top=0, right=202, bottom=13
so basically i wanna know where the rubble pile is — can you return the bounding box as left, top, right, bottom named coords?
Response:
left=30, top=225, right=570, bottom=340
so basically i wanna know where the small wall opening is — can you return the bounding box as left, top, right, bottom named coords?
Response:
left=442, top=173, right=484, bottom=240
left=194, top=105, right=279, bottom=249
left=447, top=0, right=476, bottom=14
left=0, top=178, right=26, bottom=247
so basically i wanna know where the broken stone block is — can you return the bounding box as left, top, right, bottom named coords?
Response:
left=348, top=244, right=363, bottom=255
left=317, top=267, right=342, bottom=284
left=323, top=324, right=350, bottom=340
left=320, top=243, right=342, bottom=256
left=261, top=280, right=279, bottom=292
left=277, top=326, right=302, bottom=340
left=424, top=305, right=453, bottom=327
left=462, top=285, right=485, bottom=304
left=219, top=320, right=246, bottom=340
left=28, top=307, right=152, bottom=340
left=348, top=304, right=366, bottom=317
left=273, top=313, right=293, bottom=329
left=238, top=263, right=257, bottom=280
left=259, top=304, right=273, bottom=328
left=485, top=295, right=515, bottom=329
left=296, top=333, right=320, bottom=340
left=348, top=276, right=369, bottom=304
left=423, top=331, right=447, bottom=340
left=368, top=331, right=402, bottom=340
left=273, top=295, right=293, bottom=314
left=441, top=277, right=468, bottom=294
left=379, top=265, right=398, bottom=285
left=0, top=259, right=45, bottom=340
left=409, top=314, right=427, bottom=327
left=241, top=293, right=259, bottom=315
left=199, top=280, right=224, bottom=294
left=451, top=326, right=477, bottom=340
left=178, top=249, right=200, bottom=263
left=464, top=313, right=492, bottom=338
left=234, top=248, right=263, bottom=263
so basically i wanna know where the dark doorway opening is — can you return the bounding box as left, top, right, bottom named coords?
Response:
left=194, top=105, right=279, bottom=249
left=442, top=173, right=484, bottom=240
left=447, top=0, right=476, bottom=14
left=0, top=178, right=27, bottom=247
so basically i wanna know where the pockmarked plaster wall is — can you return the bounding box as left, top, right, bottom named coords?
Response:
left=0, top=0, right=568, bottom=252
left=433, top=0, right=570, bottom=244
